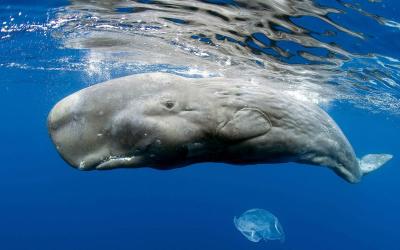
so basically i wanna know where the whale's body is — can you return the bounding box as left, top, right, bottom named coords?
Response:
left=48, top=73, right=392, bottom=183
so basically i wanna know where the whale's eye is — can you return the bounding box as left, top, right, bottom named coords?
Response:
left=163, top=100, right=175, bottom=110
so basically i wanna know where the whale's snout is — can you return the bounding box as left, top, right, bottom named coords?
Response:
left=48, top=91, right=110, bottom=170
left=48, top=93, right=81, bottom=132
left=47, top=80, right=159, bottom=171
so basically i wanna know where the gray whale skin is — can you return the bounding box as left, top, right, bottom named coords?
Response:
left=48, top=72, right=392, bottom=183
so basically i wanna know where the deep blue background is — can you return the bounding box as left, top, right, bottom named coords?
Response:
left=0, top=1, right=399, bottom=250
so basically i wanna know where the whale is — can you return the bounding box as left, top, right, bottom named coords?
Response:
left=47, top=72, right=392, bottom=183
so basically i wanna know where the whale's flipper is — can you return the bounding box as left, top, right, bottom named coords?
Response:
left=359, top=154, right=393, bottom=175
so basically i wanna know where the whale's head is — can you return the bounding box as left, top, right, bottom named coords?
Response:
left=48, top=73, right=219, bottom=170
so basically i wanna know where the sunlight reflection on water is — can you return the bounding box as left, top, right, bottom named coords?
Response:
left=1, top=0, right=399, bottom=113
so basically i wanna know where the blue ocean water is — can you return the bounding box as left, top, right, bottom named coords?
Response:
left=1, top=1, right=399, bottom=250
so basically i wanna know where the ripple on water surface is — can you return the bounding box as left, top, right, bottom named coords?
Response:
left=1, top=0, right=400, bottom=114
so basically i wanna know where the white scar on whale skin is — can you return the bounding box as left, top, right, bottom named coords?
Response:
left=47, top=72, right=393, bottom=183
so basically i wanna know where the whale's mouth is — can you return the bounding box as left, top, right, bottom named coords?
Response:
left=72, top=150, right=145, bottom=171
left=94, top=156, right=143, bottom=170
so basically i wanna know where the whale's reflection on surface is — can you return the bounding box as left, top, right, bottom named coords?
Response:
left=2, top=0, right=399, bottom=113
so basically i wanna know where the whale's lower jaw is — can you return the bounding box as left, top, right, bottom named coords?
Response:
left=95, top=156, right=144, bottom=170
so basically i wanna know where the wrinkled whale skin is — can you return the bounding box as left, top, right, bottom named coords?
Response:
left=48, top=73, right=391, bottom=183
